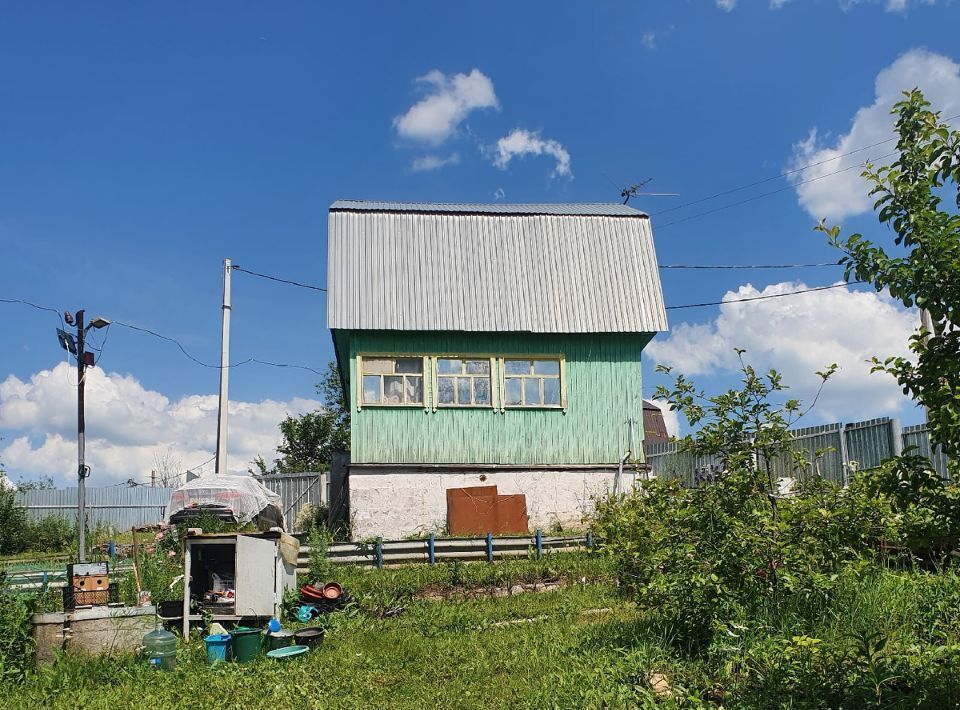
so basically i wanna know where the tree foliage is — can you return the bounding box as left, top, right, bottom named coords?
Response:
left=254, top=362, right=350, bottom=474
left=819, top=89, right=960, bottom=472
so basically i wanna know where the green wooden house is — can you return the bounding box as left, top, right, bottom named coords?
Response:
left=327, top=200, right=667, bottom=539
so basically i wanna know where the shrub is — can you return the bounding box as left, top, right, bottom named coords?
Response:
left=0, top=581, right=37, bottom=684
left=0, top=489, right=28, bottom=555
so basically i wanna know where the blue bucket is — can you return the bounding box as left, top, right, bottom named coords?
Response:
left=204, top=634, right=232, bottom=664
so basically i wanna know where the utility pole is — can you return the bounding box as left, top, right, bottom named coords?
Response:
left=215, top=258, right=232, bottom=474
left=75, top=310, right=88, bottom=562
left=60, top=309, right=107, bottom=562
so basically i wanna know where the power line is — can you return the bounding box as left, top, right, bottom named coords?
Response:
left=665, top=281, right=867, bottom=311
left=649, top=112, right=960, bottom=220
left=1, top=297, right=63, bottom=327
left=111, top=320, right=323, bottom=374
left=656, top=152, right=897, bottom=230
left=232, top=265, right=327, bottom=293
left=659, top=262, right=839, bottom=270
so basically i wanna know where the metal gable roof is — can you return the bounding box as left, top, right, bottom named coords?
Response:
left=329, top=200, right=647, bottom=217
left=326, top=201, right=667, bottom=334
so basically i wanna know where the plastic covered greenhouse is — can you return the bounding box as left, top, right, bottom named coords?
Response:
left=164, top=474, right=284, bottom=531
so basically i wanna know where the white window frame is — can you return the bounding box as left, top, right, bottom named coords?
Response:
left=499, top=356, right=566, bottom=412
left=356, top=354, right=428, bottom=410
left=431, top=356, right=496, bottom=410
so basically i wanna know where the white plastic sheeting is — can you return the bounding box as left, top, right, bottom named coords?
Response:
left=164, top=474, right=282, bottom=527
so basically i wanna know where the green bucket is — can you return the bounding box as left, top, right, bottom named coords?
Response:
left=230, top=627, right=263, bottom=663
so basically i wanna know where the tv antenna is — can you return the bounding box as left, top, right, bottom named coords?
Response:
left=620, top=177, right=679, bottom=205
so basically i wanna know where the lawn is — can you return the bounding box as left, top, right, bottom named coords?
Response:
left=3, top=554, right=960, bottom=708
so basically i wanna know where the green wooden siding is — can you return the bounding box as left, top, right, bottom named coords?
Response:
left=343, top=331, right=652, bottom=465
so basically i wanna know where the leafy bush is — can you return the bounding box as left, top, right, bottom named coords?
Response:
left=0, top=582, right=37, bottom=684
left=24, top=517, right=74, bottom=553
left=0, top=488, right=28, bottom=555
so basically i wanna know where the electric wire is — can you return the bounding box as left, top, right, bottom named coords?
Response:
left=648, top=112, right=960, bottom=219
left=655, top=152, right=897, bottom=230
left=231, top=265, right=327, bottom=292
left=659, top=262, right=839, bottom=269
left=665, top=281, right=868, bottom=310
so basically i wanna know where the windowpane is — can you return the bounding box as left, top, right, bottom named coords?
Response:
left=362, top=376, right=381, bottom=404
left=543, top=377, right=560, bottom=405
left=364, top=358, right=393, bottom=374
left=437, top=358, right=462, bottom=375
left=505, top=378, right=522, bottom=406
left=383, top=376, right=404, bottom=404
left=533, top=360, right=560, bottom=376
left=395, top=358, right=422, bottom=374
left=524, top=378, right=541, bottom=405
left=465, top=359, right=489, bottom=375
left=405, top=376, right=423, bottom=404
left=505, top=360, right=531, bottom=375
left=437, top=377, right=455, bottom=405
left=457, top=377, right=471, bottom=405
left=474, top=377, right=491, bottom=405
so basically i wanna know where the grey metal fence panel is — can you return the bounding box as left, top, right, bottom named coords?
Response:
left=902, top=424, right=952, bottom=481
left=256, top=473, right=326, bottom=531
left=647, top=441, right=724, bottom=487
left=15, top=487, right=170, bottom=530
left=772, top=423, right=845, bottom=483
left=845, top=418, right=898, bottom=472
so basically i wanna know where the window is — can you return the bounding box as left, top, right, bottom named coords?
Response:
left=360, top=356, right=424, bottom=406
left=435, top=357, right=492, bottom=407
left=503, top=358, right=562, bottom=408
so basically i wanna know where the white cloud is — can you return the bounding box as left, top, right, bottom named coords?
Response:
left=0, top=362, right=320, bottom=486
left=641, top=32, right=657, bottom=50
left=770, top=0, right=789, bottom=8
left=788, top=49, right=960, bottom=220
left=393, top=69, right=499, bottom=145
left=492, top=128, right=573, bottom=178
left=411, top=153, right=460, bottom=172
left=647, top=281, right=919, bottom=423
left=493, top=187, right=506, bottom=200
left=716, top=0, right=737, bottom=10
left=840, top=0, right=937, bottom=11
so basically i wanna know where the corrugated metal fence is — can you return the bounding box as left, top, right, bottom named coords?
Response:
left=648, top=417, right=952, bottom=486
left=15, top=473, right=327, bottom=532
left=15, top=487, right=170, bottom=530
left=256, top=472, right=326, bottom=531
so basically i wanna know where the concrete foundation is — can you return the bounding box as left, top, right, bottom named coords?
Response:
left=349, top=466, right=637, bottom=540
left=32, top=605, right=156, bottom=664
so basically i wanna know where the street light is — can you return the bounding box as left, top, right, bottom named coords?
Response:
left=57, top=310, right=110, bottom=563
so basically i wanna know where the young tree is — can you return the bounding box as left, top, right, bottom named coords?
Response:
left=819, top=90, right=959, bottom=475
left=253, top=362, right=350, bottom=474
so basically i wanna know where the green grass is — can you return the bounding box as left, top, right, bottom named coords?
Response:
left=3, top=557, right=960, bottom=708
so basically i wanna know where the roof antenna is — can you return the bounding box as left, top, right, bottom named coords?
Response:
left=620, top=177, right=679, bottom=205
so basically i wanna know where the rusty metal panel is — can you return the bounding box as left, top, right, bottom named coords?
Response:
left=446, top=486, right=529, bottom=536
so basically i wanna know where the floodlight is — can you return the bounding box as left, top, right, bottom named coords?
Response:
left=87, top=316, right=110, bottom=330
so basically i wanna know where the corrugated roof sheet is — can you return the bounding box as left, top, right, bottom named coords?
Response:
left=327, top=201, right=667, bottom=333
left=330, top=199, right=647, bottom=217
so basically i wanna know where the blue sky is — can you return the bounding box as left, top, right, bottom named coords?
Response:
left=1, top=1, right=958, bottom=483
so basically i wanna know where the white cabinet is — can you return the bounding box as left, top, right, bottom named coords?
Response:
left=182, top=532, right=297, bottom=636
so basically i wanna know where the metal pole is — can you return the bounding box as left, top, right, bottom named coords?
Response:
left=76, top=309, right=87, bottom=562
left=215, top=258, right=232, bottom=474
left=921, top=308, right=933, bottom=423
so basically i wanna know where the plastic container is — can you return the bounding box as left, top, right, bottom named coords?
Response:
left=294, top=626, right=325, bottom=648
left=267, top=630, right=294, bottom=650
left=143, top=628, right=177, bottom=671
left=204, top=634, right=232, bottom=664
left=230, top=626, right=263, bottom=663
